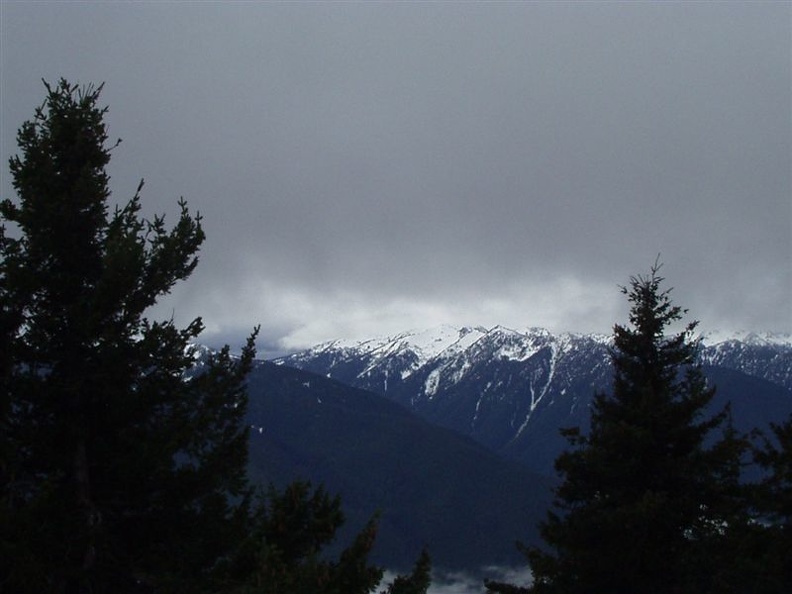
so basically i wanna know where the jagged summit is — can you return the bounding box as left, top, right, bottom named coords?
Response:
left=702, top=329, right=792, bottom=347
left=275, top=325, right=792, bottom=397
left=282, top=325, right=789, bottom=365
left=283, top=324, right=611, bottom=365
left=274, top=325, right=792, bottom=475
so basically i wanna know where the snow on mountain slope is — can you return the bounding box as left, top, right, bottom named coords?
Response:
left=281, top=325, right=481, bottom=384
left=702, top=330, right=792, bottom=348
left=275, top=326, right=612, bottom=465
left=700, top=333, right=792, bottom=391
left=274, top=326, right=792, bottom=475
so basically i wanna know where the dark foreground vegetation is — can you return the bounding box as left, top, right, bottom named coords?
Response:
left=0, top=80, right=429, bottom=594
left=486, top=264, right=792, bottom=594
left=1, top=80, right=789, bottom=593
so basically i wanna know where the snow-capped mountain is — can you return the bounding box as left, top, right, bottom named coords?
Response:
left=274, top=326, right=792, bottom=475
left=700, top=331, right=792, bottom=391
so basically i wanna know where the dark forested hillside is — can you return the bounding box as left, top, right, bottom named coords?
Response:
left=243, top=361, right=553, bottom=570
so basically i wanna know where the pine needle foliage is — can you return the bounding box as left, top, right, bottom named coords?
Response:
left=747, top=415, right=792, bottom=590
left=382, top=548, right=432, bottom=594
left=218, top=481, right=429, bottom=594
left=487, top=263, right=748, bottom=594
left=1, top=78, right=431, bottom=594
left=0, top=79, right=257, bottom=593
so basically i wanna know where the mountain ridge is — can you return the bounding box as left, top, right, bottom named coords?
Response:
left=273, top=325, right=792, bottom=475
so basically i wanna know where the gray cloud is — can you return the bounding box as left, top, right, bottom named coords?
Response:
left=2, top=2, right=789, bottom=351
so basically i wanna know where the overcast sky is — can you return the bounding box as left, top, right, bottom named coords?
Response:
left=2, top=1, right=790, bottom=355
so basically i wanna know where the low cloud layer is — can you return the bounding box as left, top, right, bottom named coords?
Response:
left=2, top=3, right=789, bottom=352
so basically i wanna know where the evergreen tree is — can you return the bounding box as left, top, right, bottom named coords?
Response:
left=699, top=414, right=792, bottom=593
left=747, top=414, right=792, bottom=591
left=755, top=414, right=792, bottom=529
left=381, top=548, right=431, bottom=594
left=487, top=263, right=747, bottom=594
left=220, top=480, right=412, bottom=594
left=0, top=79, right=257, bottom=593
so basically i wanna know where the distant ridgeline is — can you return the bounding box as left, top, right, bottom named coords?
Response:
left=273, top=326, right=792, bottom=475
left=234, top=326, right=792, bottom=570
